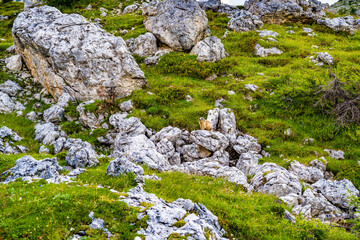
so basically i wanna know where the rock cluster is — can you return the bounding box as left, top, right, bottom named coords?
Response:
left=244, top=0, right=328, bottom=24
left=104, top=106, right=359, bottom=223
left=317, top=16, right=360, bottom=34
left=120, top=185, right=227, bottom=239
left=12, top=6, right=146, bottom=101
left=0, top=126, right=26, bottom=154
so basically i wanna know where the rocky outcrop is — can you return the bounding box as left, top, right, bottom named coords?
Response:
left=190, top=36, right=226, bottom=62
left=126, top=32, right=158, bottom=57
left=1, top=156, right=62, bottom=183
left=12, top=6, right=145, bottom=101
left=228, top=10, right=264, bottom=32
left=0, top=92, right=16, bottom=113
left=244, top=0, right=328, bottom=24
left=120, top=186, right=227, bottom=239
left=317, top=16, right=360, bottom=34
left=142, top=0, right=210, bottom=51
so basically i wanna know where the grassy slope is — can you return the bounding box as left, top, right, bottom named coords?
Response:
left=0, top=1, right=359, bottom=239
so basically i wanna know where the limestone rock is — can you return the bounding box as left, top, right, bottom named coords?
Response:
left=0, top=92, right=16, bottom=113
left=190, top=36, right=226, bottom=62
left=126, top=32, right=158, bottom=57
left=143, top=0, right=209, bottom=51
left=317, top=16, right=360, bottom=34
left=65, top=141, right=98, bottom=168
left=12, top=6, right=145, bottom=101
left=0, top=80, right=22, bottom=97
left=288, top=161, right=324, bottom=183
left=250, top=163, right=302, bottom=196
left=254, top=44, right=283, bottom=57
left=244, top=0, right=328, bottom=24
left=190, top=130, right=229, bottom=152
left=1, top=156, right=62, bottom=183
left=152, top=126, right=182, bottom=143
left=228, top=10, right=264, bottom=32
left=34, top=123, right=59, bottom=145
left=120, top=186, right=226, bottom=239
left=119, top=100, right=133, bottom=112
left=107, top=155, right=144, bottom=183
left=77, top=101, right=105, bottom=129
left=312, top=179, right=359, bottom=209
left=109, top=113, right=146, bottom=136
left=316, top=52, right=334, bottom=66
left=324, top=149, right=345, bottom=159
left=5, top=55, right=22, bottom=72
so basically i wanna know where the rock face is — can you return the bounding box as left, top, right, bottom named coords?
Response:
left=317, top=16, right=360, bottom=34
left=143, top=0, right=210, bottom=51
left=126, top=32, right=158, bottom=57
left=1, top=156, right=62, bottom=183
left=244, top=0, right=328, bottom=24
left=120, top=186, right=226, bottom=239
left=12, top=6, right=146, bottom=101
left=228, top=10, right=264, bottom=32
left=190, top=36, right=226, bottom=62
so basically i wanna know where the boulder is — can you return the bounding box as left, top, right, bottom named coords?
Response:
left=107, top=155, right=144, bottom=183
left=1, top=156, right=62, bottom=182
left=257, top=30, right=279, bottom=38
left=113, top=134, right=155, bottom=155
left=236, top=152, right=262, bottom=175
left=254, top=44, right=283, bottom=57
left=190, top=130, right=229, bottom=152
left=109, top=113, right=146, bottom=136
left=126, top=32, right=158, bottom=57
left=228, top=10, right=264, bottom=32
left=200, top=0, right=221, bottom=11
left=312, top=179, right=359, bottom=209
left=316, top=52, right=334, bottom=66
left=0, top=80, right=22, bottom=97
left=190, top=36, right=226, bottom=62
left=5, top=55, right=22, bottom=72
left=244, top=0, right=328, bottom=24
left=0, top=126, right=22, bottom=141
left=152, top=126, right=182, bottom=143
left=12, top=6, right=145, bottom=101
left=250, top=163, right=302, bottom=196
left=324, top=149, right=345, bottom=159
left=43, top=93, right=71, bottom=123
left=0, top=92, right=16, bottom=113
left=123, top=4, right=139, bottom=14
left=288, top=161, right=324, bottom=183
left=126, top=149, right=170, bottom=171
left=119, top=100, right=133, bottom=112
left=143, top=0, right=210, bottom=51
left=156, top=138, right=175, bottom=160
left=65, top=141, right=98, bottom=168
left=34, top=123, right=59, bottom=145
left=317, top=16, right=360, bottom=34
